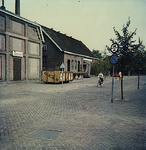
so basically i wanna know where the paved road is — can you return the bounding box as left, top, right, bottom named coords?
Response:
left=0, top=76, right=146, bottom=150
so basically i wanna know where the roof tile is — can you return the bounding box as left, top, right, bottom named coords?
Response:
left=42, top=26, right=96, bottom=58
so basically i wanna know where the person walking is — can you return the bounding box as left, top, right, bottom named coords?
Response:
left=119, top=71, right=122, bottom=80
left=97, top=72, right=104, bottom=87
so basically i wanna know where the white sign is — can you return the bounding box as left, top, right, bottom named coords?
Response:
left=110, top=43, right=119, bottom=53
left=12, top=51, right=23, bottom=57
left=60, top=62, right=65, bottom=69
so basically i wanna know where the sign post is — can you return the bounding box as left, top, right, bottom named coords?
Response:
left=111, top=65, right=115, bottom=103
left=109, top=55, right=118, bottom=103
left=60, top=62, right=65, bottom=86
left=109, top=43, right=119, bottom=103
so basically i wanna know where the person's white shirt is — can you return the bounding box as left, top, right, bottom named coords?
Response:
left=98, top=72, right=103, bottom=78
left=119, top=72, right=122, bottom=77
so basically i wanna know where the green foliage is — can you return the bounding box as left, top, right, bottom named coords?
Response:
left=132, top=44, right=146, bottom=74
left=92, top=49, right=102, bottom=59
left=106, top=18, right=146, bottom=99
left=106, top=18, right=146, bottom=75
left=91, top=49, right=112, bottom=76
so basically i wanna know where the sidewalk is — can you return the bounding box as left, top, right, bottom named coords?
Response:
left=0, top=76, right=146, bottom=150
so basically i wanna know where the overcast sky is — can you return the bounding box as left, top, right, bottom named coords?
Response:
left=4, top=0, right=146, bottom=52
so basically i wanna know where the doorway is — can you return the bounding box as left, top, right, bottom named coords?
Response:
left=78, top=61, right=80, bottom=72
left=13, top=58, right=21, bottom=81
left=67, top=60, right=70, bottom=71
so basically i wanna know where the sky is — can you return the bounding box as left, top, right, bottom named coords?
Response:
left=3, top=0, right=146, bottom=53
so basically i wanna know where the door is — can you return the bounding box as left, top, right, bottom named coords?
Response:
left=78, top=61, right=80, bottom=72
left=67, top=60, right=70, bottom=71
left=13, top=59, right=21, bottom=81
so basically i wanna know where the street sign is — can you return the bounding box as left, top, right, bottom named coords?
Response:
left=109, top=54, right=118, bottom=65
left=110, top=43, right=119, bottom=53
left=60, top=62, right=65, bottom=86
left=110, top=43, right=119, bottom=103
left=60, top=62, right=65, bottom=69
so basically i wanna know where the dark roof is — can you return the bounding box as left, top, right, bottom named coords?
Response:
left=41, top=26, right=96, bottom=58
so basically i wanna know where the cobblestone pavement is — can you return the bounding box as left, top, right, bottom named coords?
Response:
left=0, top=76, right=146, bottom=150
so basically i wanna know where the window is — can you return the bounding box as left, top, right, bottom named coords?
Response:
left=78, top=61, right=80, bottom=72
left=67, top=60, right=70, bottom=71
left=75, top=60, right=77, bottom=70
left=71, top=60, right=74, bottom=70
left=43, top=44, right=47, bottom=50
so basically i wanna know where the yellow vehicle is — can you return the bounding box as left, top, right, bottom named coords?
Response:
left=42, top=71, right=74, bottom=83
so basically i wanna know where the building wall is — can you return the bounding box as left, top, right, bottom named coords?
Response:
left=27, top=58, right=39, bottom=79
left=0, top=55, right=5, bottom=80
left=64, top=54, right=83, bottom=72
left=43, top=34, right=64, bottom=71
left=0, top=14, right=6, bottom=81
left=10, top=19, right=25, bottom=36
left=0, top=15, right=5, bottom=30
left=0, top=10, right=42, bottom=81
left=42, top=33, right=93, bottom=74
left=64, top=54, right=92, bottom=75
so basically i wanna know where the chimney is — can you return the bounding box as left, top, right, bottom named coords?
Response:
left=1, top=0, right=5, bottom=10
left=15, top=0, right=20, bottom=15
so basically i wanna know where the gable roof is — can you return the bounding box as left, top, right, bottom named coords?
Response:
left=41, top=25, right=97, bottom=59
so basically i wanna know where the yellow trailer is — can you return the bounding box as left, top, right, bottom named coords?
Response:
left=42, top=71, right=74, bottom=83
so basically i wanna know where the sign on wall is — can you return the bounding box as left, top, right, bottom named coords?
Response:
left=12, top=51, right=23, bottom=57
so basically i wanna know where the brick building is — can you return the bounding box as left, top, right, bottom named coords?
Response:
left=41, top=26, right=97, bottom=77
left=0, top=0, right=97, bottom=82
left=0, top=1, right=43, bottom=81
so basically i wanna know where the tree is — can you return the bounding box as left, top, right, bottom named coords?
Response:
left=91, top=49, right=112, bottom=76
left=92, top=49, right=102, bottom=59
left=132, top=43, right=146, bottom=89
left=101, top=49, right=112, bottom=75
left=106, top=18, right=145, bottom=99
